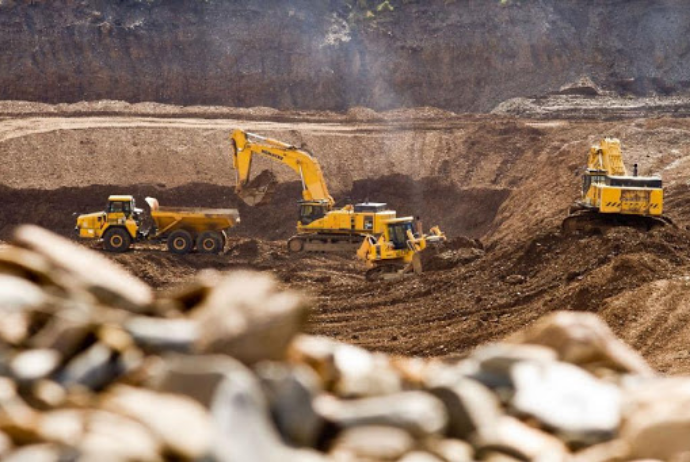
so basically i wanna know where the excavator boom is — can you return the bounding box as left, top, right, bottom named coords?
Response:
left=231, top=129, right=334, bottom=206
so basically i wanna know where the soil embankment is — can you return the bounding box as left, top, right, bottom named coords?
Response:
left=3, top=1, right=690, bottom=112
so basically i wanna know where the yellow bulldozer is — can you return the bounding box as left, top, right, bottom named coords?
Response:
left=562, top=137, right=672, bottom=234
left=230, top=129, right=445, bottom=278
left=357, top=222, right=446, bottom=281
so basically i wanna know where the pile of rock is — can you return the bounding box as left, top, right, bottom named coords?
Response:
left=0, top=225, right=687, bottom=461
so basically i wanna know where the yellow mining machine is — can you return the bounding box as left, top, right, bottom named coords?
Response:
left=76, top=195, right=239, bottom=254
left=230, top=129, right=445, bottom=275
left=357, top=222, right=446, bottom=281
left=562, top=137, right=671, bottom=234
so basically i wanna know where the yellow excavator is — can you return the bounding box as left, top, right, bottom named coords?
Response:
left=230, top=129, right=445, bottom=276
left=562, top=137, right=671, bottom=234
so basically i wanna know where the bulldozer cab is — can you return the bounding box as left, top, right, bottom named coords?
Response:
left=386, top=220, right=416, bottom=250
left=299, top=200, right=329, bottom=225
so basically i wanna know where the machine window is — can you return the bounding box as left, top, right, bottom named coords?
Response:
left=109, top=202, right=124, bottom=213
left=388, top=222, right=414, bottom=250
left=300, top=204, right=326, bottom=224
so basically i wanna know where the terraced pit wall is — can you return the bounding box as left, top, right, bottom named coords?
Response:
left=2, top=0, right=690, bottom=111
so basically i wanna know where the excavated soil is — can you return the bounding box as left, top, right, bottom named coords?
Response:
left=4, top=101, right=690, bottom=373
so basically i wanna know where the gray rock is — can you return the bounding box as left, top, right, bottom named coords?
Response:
left=0, top=312, right=29, bottom=347
left=12, top=225, right=153, bottom=312
left=0, top=377, right=42, bottom=440
left=79, top=410, right=162, bottom=461
left=36, top=409, right=86, bottom=446
left=0, top=274, right=46, bottom=312
left=10, top=349, right=61, bottom=383
left=465, top=343, right=557, bottom=396
left=210, top=360, right=324, bottom=462
left=29, top=315, right=92, bottom=359
left=473, top=343, right=558, bottom=376
left=193, top=271, right=309, bottom=364
left=571, top=440, right=630, bottom=462
left=3, top=444, right=65, bottom=462
left=315, top=391, right=448, bottom=437
left=100, top=384, right=212, bottom=459
left=510, top=360, right=621, bottom=444
left=329, top=426, right=415, bottom=461
left=0, top=275, right=46, bottom=345
left=31, top=380, right=67, bottom=408
left=399, top=451, right=445, bottom=462
left=474, top=416, right=569, bottom=461
left=479, top=451, right=525, bottom=462
left=125, top=316, right=198, bottom=353
left=429, top=378, right=502, bottom=440
left=57, top=343, right=116, bottom=390
left=620, top=378, right=690, bottom=461
left=427, top=439, right=474, bottom=462
left=256, top=361, right=324, bottom=447
left=151, top=354, right=247, bottom=408
left=289, top=335, right=403, bottom=397
left=509, top=311, right=655, bottom=377
left=0, top=432, right=13, bottom=458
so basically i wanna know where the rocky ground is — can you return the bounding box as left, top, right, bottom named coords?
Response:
left=1, top=224, right=689, bottom=461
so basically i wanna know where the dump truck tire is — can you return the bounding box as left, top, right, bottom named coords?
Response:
left=103, top=227, right=132, bottom=253
left=197, top=231, right=223, bottom=254
left=167, top=230, right=194, bottom=255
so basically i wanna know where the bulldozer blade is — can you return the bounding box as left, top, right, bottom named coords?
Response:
left=237, top=170, right=278, bottom=206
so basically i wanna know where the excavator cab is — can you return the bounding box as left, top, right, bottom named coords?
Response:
left=298, top=200, right=330, bottom=225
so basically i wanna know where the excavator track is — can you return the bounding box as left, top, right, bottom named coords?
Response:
left=561, top=209, right=674, bottom=235
left=287, top=233, right=367, bottom=253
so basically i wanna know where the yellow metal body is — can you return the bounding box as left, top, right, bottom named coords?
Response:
left=580, top=138, right=663, bottom=216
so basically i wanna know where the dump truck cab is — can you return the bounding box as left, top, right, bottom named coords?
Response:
left=76, top=196, right=141, bottom=239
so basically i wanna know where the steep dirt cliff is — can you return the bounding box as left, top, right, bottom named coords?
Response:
left=2, top=0, right=690, bottom=112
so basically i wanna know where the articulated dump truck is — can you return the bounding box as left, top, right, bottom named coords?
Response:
left=76, top=195, right=240, bottom=254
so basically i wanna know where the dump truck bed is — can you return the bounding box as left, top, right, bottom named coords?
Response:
left=144, top=198, right=240, bottom=237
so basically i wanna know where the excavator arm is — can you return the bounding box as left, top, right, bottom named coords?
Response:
left=231, top=129, right=335, bottom=207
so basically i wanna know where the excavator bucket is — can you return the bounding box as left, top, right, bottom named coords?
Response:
left=237, top=170, right=278, bottom=206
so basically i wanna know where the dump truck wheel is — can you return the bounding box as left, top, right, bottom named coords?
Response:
left=103, top=227, right=132, bottom=253
left=167, top=230, right=194, bottom=255
left=197, top=231, right=223, bottom=254
left=287, top=237, right=305, bottom=253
